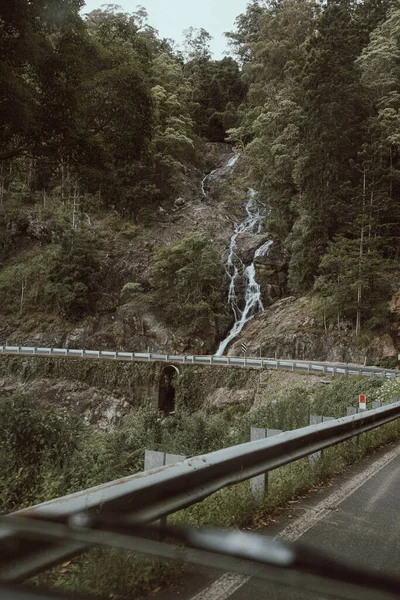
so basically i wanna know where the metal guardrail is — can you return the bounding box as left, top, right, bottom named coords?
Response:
left=2, top=400, right=400, bottom=582
left=0, top=345, right=398, bottom=378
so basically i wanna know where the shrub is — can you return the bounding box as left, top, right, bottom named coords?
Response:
left=120, top=282, right=144, bottom=304
left=45, top=228, right=100, bottom=319
left=0, top=249, right=55, bottom=316
left=149, top=233, right=228, bottom=341
left=0, top=395, right=82, bottom=511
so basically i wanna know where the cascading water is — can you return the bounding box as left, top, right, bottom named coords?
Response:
left=201, top=155, right=239, bottom=197
left=216, top=190, right=272, bottom=356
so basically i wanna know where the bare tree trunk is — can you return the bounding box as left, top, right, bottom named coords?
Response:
left=20, top=277, right=27, bottom=315
left=356, top=169, right=366, bottom=337
left=0, top=165, right=4, bottom=208
left=368, top=188, right=374, bottom=241
left=27, top=159, right=32, bottom=190
left=72, top=181, right=79, bottom=230
left=61, top=161, right=65, bottom=204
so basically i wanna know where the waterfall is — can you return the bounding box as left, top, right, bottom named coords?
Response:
left=225, top=155, right=239, bottom=168
left=201, top=154, right=239, bottom=197
left=216, top=190, right=272, bottom=357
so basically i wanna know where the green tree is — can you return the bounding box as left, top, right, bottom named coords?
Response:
left=0, top=0, right=84, bottom=162
left=149, top=233, right=228, bottom=343
left=289, top=0, right=369, bottom=293
left=229, top=0, right=316, bottom=253
left=150, top=53, right=199, bottom=199
left=46, top=228, right=100, bottom=319
left=183, top=27, right=213, bottom=61
left=314, top=235, right=391, bottom=332
left=355, top=7, right=400, bottom=259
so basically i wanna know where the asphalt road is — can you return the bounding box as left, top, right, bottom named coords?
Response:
left=155, top=440, right=400, bottom=600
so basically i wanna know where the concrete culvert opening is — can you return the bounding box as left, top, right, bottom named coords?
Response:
left=158, top=365, right=179, bottom=415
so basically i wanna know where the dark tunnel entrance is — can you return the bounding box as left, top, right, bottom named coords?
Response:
left=158, top=365, right=179, bottom=415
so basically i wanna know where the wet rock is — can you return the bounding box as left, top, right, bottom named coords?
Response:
left=254, top=244, right=287, bottom=306
left=235, top=233, right=269, bottom=264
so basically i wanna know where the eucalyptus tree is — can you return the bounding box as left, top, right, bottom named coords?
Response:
left=150, top=52, right=200, bottom=199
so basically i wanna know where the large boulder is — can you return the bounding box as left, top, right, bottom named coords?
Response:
left=235, top=233, right=269, bottom=264
left=255, top=243, right=287, bottom=306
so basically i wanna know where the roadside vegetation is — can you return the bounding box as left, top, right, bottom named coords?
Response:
left=2, top=374, right=400, bottom=598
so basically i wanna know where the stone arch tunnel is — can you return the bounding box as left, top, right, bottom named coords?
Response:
left=158, top=365, right=180, bottom=414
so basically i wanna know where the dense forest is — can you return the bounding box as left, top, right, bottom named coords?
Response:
left=0, top=0, right=245, bottom=328
left=1, top=1, right=245, bottom=211
left=1, top=0, right=400, bottom=337
left=230, top=0, right=400, bottom=334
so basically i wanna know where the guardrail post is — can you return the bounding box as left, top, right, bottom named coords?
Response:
left=144, top=450, right=165, bottom=531
left=308, top=416, right=323, bottom=463
left=144, top=450, right=186, bottom=533
left=321, top=416, right=336, bottom=459
left=346, top=407, right=362, bottom=448
left=372, top=401, right=384, bottom=409
left=250, top=428, right=282, bottom=503
left=250, top=428, right=267, bottom=502
left=308, top=416, right=335, bottom=463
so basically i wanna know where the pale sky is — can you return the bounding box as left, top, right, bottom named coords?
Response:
left=80, top=0, right=250, bottom=58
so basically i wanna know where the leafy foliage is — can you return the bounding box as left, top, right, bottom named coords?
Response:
left=149, top=233, right=229, bottom=342
left=45, top=228, right=100, bottom=318
left=0, top=395, right=81, bottom=510
left=228, top=0, right=400, bottom=332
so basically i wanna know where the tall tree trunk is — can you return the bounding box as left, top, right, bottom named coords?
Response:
left=20, top=277, right=27, bottom=315
left=356, top=169, right=366, bottom=337
left=72, top=182, right=79, bottom=230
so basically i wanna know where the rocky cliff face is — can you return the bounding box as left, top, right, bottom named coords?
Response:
left=0, top=356, right=159, bottom=431
left=255, top=244, right=287, bottom=307
left=228, top=296, right=399, bottom=365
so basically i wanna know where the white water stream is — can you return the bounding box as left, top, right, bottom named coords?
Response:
left=201, top=155, right=239, bottom=197
left=216, top=190, right=272, bottom=356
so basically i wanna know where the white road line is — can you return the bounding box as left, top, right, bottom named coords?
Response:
left=188, top=573, right=251, bottom=600
left=189, top=441, right=400, bottom=600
